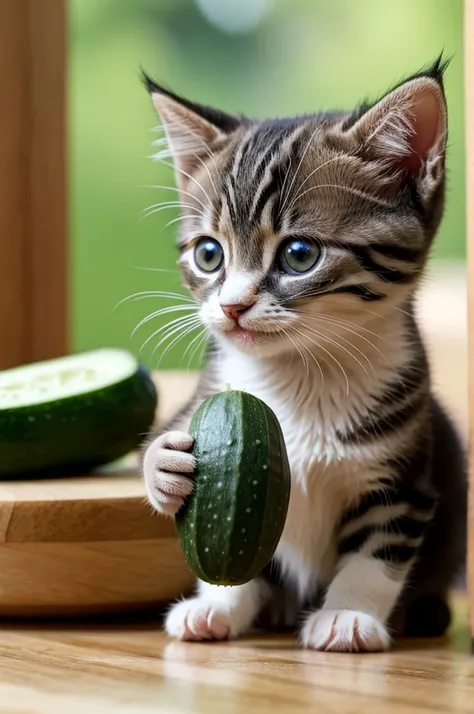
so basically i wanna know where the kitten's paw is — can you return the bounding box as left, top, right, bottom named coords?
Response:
left=143, top=431, right=195, bottom=516
left=300, top=609, right=390, bottom=653
left=165, top=598, right=236, bottom=641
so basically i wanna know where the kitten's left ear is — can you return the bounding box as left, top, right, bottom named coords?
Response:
left=143, top=73, right=241, bottom=180
left=344, top=68, right=447, bottom=200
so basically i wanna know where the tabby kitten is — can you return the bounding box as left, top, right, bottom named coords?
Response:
left=141, top=58, right=466, bottom=652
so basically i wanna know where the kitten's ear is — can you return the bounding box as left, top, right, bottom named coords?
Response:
left=143, top=73, right=240, bottom=178
left=344, top=66, right=447, bottom=199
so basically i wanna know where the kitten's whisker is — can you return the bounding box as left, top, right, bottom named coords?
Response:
left=193, top=152, right=219, bottom=200
left=278, top=155, right=292, bottom=216
left=147, top=184, right=208, bottom=212
left=279, top=126, right=319, bottom=215
left=182, top=328, right=207, bottom=369
left=140, top=314, right=201, bottom=354
left=139, top=314, right=200, bottom=353
left=155, top=322, right=201, bottom=367
left=280, top=325, right=309, bottom=378
left=131, top=305, right=198, bottom=337
left=290, top=325, right=350, bottom=396
left=287, top=327, right=325, bottom=385
left=296, top=309, right=389, bottom=356
left=130, top=265, right=177, bottom=274
left=165, top=214, right=201, bottom=230
left=155, top=157, right=213, bottom=206
left=289, top=155, right=347, bottom=209
left=141, top=203, right=206, bottom=221
left=114, top=291, right=194, bottom=309
left=287, top=183, right=391, bottom=214
left=312, top=315, right=389, bottom=363
left=162, top=116, right=222, bottom=178
left=300, top=320, right=376, bottom=376
left=299, top=323, right=371, bottom=380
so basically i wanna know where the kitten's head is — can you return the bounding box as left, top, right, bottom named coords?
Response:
left=145, top=59, right=447, bottom=359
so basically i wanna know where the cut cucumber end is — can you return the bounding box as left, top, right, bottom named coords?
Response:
left=0, top=348, right=140, bottom=409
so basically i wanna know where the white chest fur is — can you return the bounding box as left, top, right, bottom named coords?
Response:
left=219, top=348, right=388, bottom=599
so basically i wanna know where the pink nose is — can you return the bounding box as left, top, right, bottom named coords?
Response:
left=221, top=303, right=254, bottom=321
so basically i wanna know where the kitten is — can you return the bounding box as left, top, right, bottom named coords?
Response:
left=141, top=57, right=466, bottom=652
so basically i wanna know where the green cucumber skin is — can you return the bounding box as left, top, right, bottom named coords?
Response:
left=175, top=390, right=291, bottom=586
left=0, top=365, right=157, bottom=478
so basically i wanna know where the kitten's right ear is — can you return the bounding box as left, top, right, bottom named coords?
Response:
left=142, top=72, right=240, bottom=176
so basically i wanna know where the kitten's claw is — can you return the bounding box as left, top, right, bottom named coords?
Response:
left=300, top=609, right=390, bottom=652
left=143, top=430, right=196, bottom=516
left=165, top=598, right=232, bottom=641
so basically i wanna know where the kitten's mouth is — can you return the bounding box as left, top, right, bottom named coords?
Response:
left=230, top=327, right=260, bottom=343
left=229, top=325, right=282, bottom=343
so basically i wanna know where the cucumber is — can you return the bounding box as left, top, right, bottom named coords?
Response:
left=176, top=389, right=291, bottom=586
left=0, top=348, right=157, bottom=478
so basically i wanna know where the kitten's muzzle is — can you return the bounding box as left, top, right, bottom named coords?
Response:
left=220, top=300, right=256, bottom=322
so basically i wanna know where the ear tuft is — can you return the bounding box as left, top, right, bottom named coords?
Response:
left=142, top=70, right=243, bottom=182
left=346, top=74, right=447, bottom=189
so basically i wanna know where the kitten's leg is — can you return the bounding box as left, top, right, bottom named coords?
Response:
left=165, top=578, right=271, bottom=641
left=300, top=487, right=435, bottom=653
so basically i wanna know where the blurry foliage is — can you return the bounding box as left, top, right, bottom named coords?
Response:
left=70, top=0, right=465, bottom=369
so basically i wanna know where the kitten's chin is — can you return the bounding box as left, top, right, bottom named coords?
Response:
left=212, top=327, right=294, bottom=358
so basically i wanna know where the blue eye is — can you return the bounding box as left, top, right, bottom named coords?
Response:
left=277, top=238, right=321, bottom=275
left=194, top=238, right=224, bottom=273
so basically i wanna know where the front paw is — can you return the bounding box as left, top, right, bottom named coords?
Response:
left=143, top=430, right=196, bottom=516
left=165, top=598, right=234, bottom=641
left=300, top=609, right=390, bottom=653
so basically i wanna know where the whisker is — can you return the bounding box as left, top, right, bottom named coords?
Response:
left=290, top=325, right=350, bottom=395
left=288, top=155, right=347, bottom=209
left=130, top=265, right=177, bottom=274
left=131, top=304, right=197, bottom=337
left=287, top=183, right=391, bottom=214
left=182, top=328, right=208, bottom=369
left=189, top=331, right=209, bottom=369
left=154, top=157, right=214, bottom=206
left=300, top=322, right=371, bottom=380
left=279, top=325, right=309, bottom=378
left=159, top=116, right=222, bottom=179
left=300, top=320, right=375, bottom=378
left=279, top=126, right=319, bottom=216
left=139, top=314, right=201, bottom=354
left=146, top=184, right=208, bottom=212
left=296, top=333, right=325, bottom=386
left=114, top=291, right=194, bottom=309
left=155, top=322, right=201, bottom=367
left=138, top=313, right=200, bottom=348
left=294, top=308, right=389, bottom=352
left=164, top=214, right=201, bottom=230
left=141, top=203, right=206, bottom=221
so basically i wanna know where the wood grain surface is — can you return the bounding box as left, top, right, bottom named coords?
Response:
left=0, top=595, right=471, bottom=714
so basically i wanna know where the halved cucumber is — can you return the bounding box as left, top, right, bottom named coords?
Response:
left=0, top=348, right=157, bottom=478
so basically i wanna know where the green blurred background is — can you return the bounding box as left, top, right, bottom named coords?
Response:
left=69, top=0, right=465, bottom=370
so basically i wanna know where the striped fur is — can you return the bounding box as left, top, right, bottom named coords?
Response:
left=141, top=58, right=466, bottom=652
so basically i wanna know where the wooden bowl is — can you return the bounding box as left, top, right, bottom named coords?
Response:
left=0, top=372, right=199, bottom=618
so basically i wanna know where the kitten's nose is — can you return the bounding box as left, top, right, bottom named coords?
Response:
left=221, top=301, right=255, bottom=321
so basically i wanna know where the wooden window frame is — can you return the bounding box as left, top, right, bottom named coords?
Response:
left=0, top=0, right=67, bottom=370
left=466, top=0, right=474, bottom=647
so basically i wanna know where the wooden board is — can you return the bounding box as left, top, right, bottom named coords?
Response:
left=0, top=372, right=199, bottom=618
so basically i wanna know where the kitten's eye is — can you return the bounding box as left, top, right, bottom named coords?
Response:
left=194, top=237, right=224, bottom=273
left=277, top=238, right=321, bottom=275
